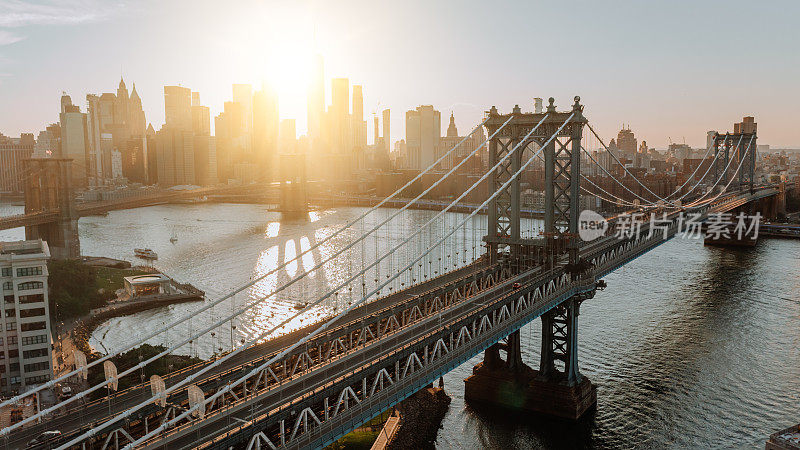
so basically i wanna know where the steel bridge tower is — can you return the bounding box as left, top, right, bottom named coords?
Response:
left=469, top=97, right=596, bottom=420
left=713, top=117, right=757, bottom=193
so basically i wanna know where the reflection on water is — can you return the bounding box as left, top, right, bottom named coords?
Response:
left=1, top=202, right=798, bottom=448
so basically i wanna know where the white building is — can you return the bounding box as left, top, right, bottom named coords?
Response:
left=0, top=240, right=53, bottom=393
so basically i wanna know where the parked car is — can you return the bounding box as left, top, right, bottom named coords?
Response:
left=58, top=386, right=73, bottom=400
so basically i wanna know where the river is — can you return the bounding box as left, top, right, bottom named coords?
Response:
left=1, top=202, right=798, bottom=448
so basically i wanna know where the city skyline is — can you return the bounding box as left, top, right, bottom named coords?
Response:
left=1, top=0, right=799, bottom=148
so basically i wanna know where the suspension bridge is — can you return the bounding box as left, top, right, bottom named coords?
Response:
left=0, top=97, right=783, bottom=449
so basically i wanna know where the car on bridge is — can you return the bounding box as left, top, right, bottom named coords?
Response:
left=26, top=430, right=61, bottom=449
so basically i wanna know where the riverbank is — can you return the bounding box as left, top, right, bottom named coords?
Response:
left=386, top=386, right=451, bottom=449
left=57, top=257, right=205, bottom=357
left=326, top=386, right=451, bottom=450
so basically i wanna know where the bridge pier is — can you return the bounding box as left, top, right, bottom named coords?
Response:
left=22, top=158, right=80, bottom=259
left=278, top=153, right=309, bottom=219
left=464, top=294, right=596, bottom=421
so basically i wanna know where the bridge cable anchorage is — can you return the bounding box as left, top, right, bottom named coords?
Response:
left=685, top=134, right=756, bottom=209
left=9, top=115, right=514, bottom=438
left=68, top=113, right=569, bottom=450
left=0, top=116, right=514, bottom=434
left=586, top=123, right=683, bottom=208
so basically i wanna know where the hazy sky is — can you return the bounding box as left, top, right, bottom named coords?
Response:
left=1, top=0, right=798, bottom=148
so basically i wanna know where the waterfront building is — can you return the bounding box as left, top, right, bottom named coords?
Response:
left=0, top=240, right=53, bottom=394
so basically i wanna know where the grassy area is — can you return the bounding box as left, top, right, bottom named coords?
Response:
left=325, top=410, right=393, bottom=449
left=326, top=430, right=378, bottom=450
left=94, top=266, right=150, bottom=296
left=48, top=260, right=150, bottom=320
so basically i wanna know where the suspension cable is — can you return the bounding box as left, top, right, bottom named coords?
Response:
left=685, top=134, right=755, bottom=209
left=586, top=123, right=681, bottom=207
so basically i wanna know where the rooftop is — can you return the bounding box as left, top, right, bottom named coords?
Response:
left=0, top=239, right=50, bottom=258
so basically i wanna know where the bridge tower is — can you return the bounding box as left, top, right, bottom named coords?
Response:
left=467, top=97, right=596, bottom=420
left=713, top=117, right=757, bottom=193
left=278, top=153, right=309, bottom=218
left=22, top=158, right=80, bottom=259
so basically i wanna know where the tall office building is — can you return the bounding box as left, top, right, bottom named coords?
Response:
left=307, top=54, right=325, bottom=141
left=352, top=85, right=367, bottom=150
left=188, top=92, right=216, bottom=186
left=129, top=84, right=147, bottom=137
left=59, top=94, right=90, bottom=187
left=616, top=126, right=637, bottom=156
left=232, top=84, right=254, bottom=133
left=155, top=127, right=195, bottom=186
left=214, top=101, right=247, bottom=183
left=382, top=109, right=390, bottom=153
left=405, top=105, right=441, bottom=171
left=0, top=240, right=54, bottom=393
left=164, top=86, right=192, bottom=131
left=0, top=134, right=35, bottom=193
left=193, top=135, right=217, bottom=186
left=253, top=86, right=279, bottom=181
left=331, top=78, right=349, bottom=118
left=373, top=115, right=380, bottom=147
left=191, top=92, right=211, bottom=136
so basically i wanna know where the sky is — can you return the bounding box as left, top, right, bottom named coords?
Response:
left=0, top=0, right=799, bottom=148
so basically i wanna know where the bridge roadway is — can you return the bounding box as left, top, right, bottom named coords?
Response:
left=136, top=187, right=779, bottom=449
left=5, top=261, right=489, bottom=449
left=0, top=183, right=282, bottom=232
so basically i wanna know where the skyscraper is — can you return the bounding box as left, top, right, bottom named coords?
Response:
left=232, top=84, right=254, bottom=133
left=253, top=86, right=279, bottom=181
left=155, top=127, right=195, bottom=186
left=405, top=105, right=441, bottom=171
left=191, top=92, right=211, bottom=136
left=616, top=126, right=637, bottom=156
left=382, top=109, right=390, bottom=153
left=331, top=78, right=349, bottom=118
left=164, top=86, right=192, bottom=130
left=58, top=94, right=90, bottom=187
left=352, top=85, right=367, bottom=149
left=190, top=92, right=216, bottom=186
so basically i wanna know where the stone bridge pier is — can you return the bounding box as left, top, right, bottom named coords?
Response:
left=464, top=293, right=597, bottom=420
left=278, top=153, right=309, bottom=218
left=22, top=158, right=80, bottom=259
